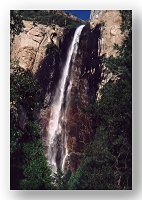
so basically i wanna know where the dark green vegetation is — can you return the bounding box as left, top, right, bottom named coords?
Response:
left=10, top=10, right=132, bottom=190
left=20, top=10, right=82, bottom=29
left=10, top=65, right=53, bottom=189
left=68, top=10, right=132, bottom=190
left=10, top=11, right=24, bottom=43
left=10, top=11, right=24, bottom=36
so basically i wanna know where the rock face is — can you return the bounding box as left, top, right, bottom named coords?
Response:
left=58, top=24, right=102, bottom=171
left=28, top=24, right=102, bottom=172
left=90, top=10, right=103, bottom=20
left=90, top=10, right=123, bottom=100
left=11, top=11, right=124, bottom=172
left=65, top=11, right=124, bottom=170
left=36, top=28, right=75, bottom=148
left=90, top=10, right=123, bottom=57
left=11, top=20, right=64, bottom=73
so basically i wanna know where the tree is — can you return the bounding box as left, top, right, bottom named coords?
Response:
left=10, top=10, right=24, bottom=43
left=20, top=140, right=52, bottom=190
left=10, top=64, right=52, bottom=189
left=52, top=168, right=72, bottom=190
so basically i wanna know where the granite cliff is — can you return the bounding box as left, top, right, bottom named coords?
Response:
left=11, top=10, right=124, bottom=172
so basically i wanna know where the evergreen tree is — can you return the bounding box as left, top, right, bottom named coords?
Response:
left=10, top=65, right=52, bottom=189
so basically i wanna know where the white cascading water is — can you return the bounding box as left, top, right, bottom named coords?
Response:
left=47, top=25, right=85, bottom=173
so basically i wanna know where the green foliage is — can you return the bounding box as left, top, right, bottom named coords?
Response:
left=24, top=121, right=41, bottom=140
left=10, top=64, right=52, bottom=189
left=10, top=64, right=42, bottom=157
left=10, top=10, right=24, bottom=42
left=10, top=128, right=24, bottom=154
left=53, top=169, right=72, bottom=190
left=65, top=17, right=81, bottom=29
left=69, top=122, right=131, bottom=190
left=11, top=119, right=53, bottom=190
left=120, top=10, right=132, bottom=32
left=22, top=140, right=43, bottom=159
left=66, top=23, right=78, bottom=30
left=20, top=158, right=52, bottom=190
left=10, top=65, right=42, bottom=119
left=19, top=10, right=81, bottom=28
left=10, top=66, right=40, bottom=154
left=52, top=169, right=65, bottom=190
left=68, top=129, right=116, bottom=190
left=69, top=159, right=116, bottom=190
left=20, top=141, right=52, bottom=190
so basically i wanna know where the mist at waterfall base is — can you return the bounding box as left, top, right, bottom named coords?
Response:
left=47, top=25, right=85, bottom=173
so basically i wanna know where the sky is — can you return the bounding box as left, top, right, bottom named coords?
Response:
left=65, top=10, right=90, bottom=20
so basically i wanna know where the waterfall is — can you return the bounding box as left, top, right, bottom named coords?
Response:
left=47, top=25, right=85, bottom=173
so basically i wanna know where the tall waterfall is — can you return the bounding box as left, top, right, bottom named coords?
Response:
left=47, top=25, right=85, bottom=173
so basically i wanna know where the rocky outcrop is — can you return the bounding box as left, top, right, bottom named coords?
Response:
left=11, top=20, right=64, bottom=73
left=90, top=10, right=123, bottom=100
left=90, top=10, right=103, bottom=20
left=90, top=10, right=123, bottom=57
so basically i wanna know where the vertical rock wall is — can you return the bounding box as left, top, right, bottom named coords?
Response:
left=65, top=24, right=102, bottom=171
left=66, top=11, right=124, bottom=171
left=90, top=10, right=123, bottom=100
left=11, top=11, right=124, bottom=172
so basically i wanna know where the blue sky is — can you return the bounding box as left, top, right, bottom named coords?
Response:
left=65, top=10, right=90, bottom=20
